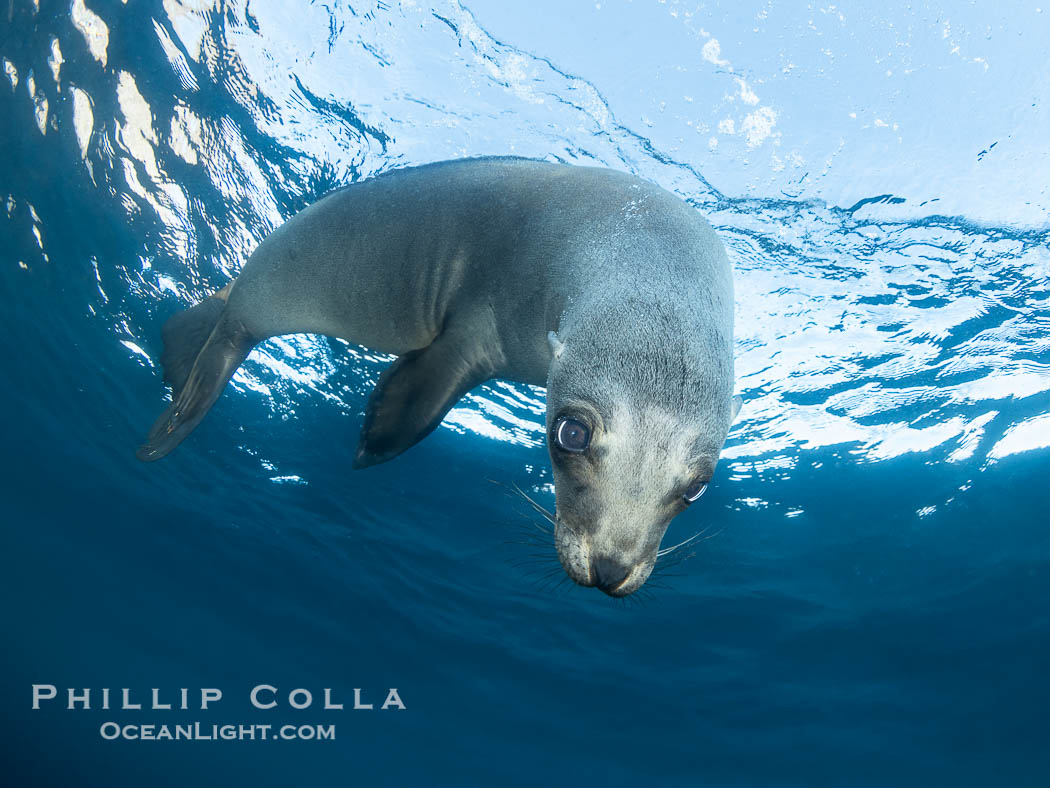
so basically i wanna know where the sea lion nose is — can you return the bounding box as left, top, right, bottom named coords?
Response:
left=592, top=557, right=632, bottom=594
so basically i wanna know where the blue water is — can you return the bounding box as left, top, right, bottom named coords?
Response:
left=3, top=1, right=1050, bottom=785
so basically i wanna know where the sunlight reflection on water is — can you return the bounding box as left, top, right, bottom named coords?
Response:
left=5, top=0, right=1048, bottom=499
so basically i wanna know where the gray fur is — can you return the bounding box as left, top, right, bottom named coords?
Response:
left=137, top=157, right=736, bottom=596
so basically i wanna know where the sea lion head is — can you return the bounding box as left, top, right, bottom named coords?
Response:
left=544, top=298, right=737, bottom=597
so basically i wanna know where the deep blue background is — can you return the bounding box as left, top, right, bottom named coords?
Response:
left=3, top=1, right=1050, bottom=786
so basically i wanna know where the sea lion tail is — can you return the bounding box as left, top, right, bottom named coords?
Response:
left=136, top=287, right=254, bottom=462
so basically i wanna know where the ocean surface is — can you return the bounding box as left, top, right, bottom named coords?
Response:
left=2, top=1, right=1049, bottom=785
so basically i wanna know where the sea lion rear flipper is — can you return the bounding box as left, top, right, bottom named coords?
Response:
left=158, top=283, right=233, bottom=397
left=137, top=302, right=253, bottom=462
left=354, top=320, right=498, bottom=469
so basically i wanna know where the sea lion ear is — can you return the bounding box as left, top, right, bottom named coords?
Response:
left=731, top=395, right=743, bottom=422
left=548, top=331, right=566, bottom=359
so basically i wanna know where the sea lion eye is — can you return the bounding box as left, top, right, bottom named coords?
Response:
left=553, top=417, right=591, bottom=453
left=682, top=479, right=708, bottom=504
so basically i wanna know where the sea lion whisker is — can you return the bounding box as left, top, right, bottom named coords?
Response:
left=503, top=517, right=554, bottom=545
left=633, top=586, right=659, bottom=605
left=516, top=514, right=553, bottom=535
left=656, top=549, right=698, bottom=568
left=510, top=558, right=561, bottom=570
left=509, top=482, right=557, bottom=525
left=517, top=568, right=565, bottom=583
left=502, top=531, right=552, bottom=546
left=535, top=570, right=567, bottom=594
left=518, top=562, right=568, bottom=592
left=651, top=553, right=697, bottom=577
left=488, top=478, right=556, bottom=527
left=657, top=525, right=712, bottom=557
left=506, top=544, right=553, bottom=556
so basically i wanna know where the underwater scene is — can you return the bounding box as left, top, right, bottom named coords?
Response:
left=2, top=0, right=1049, bottom=785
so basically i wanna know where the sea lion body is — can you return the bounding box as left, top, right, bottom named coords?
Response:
left=138, top=157, right=737, bottom=596
left=229, top=158, right=566, bottom=383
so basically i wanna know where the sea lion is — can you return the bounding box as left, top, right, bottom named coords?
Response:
left=137, top=157, right=739, bottom=597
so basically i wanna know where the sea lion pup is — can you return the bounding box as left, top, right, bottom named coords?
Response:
left=138, top=157, right=739, bottom=597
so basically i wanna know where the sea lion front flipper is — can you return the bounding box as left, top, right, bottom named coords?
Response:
left=354, top=320, right=499, bottom=469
